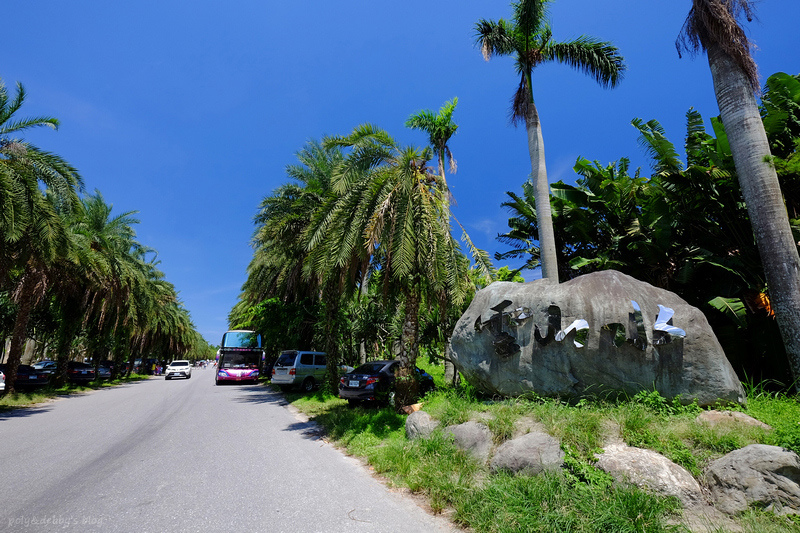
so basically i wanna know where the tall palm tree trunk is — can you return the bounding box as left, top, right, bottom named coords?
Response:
left=525, top=99, right=559, bottom=282
left=707, top=43, right=800, bottom=388
left=396, top=288, right=421, bottom=406
left=434, top=152, right=458, bottom=385
left=53, top=306, right=82, bottom=387
left=322, top=279, right=341, bottom=392
left=6, top=266, right=38, bottom=394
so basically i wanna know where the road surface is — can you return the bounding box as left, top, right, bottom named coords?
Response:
left=0, top=369, right=455, bottom=532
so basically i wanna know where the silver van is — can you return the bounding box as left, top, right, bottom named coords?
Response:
left=271, top=350, right=327, bottom=392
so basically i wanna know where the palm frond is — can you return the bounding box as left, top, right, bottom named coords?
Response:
left=546, top=37, right=625, bottom=88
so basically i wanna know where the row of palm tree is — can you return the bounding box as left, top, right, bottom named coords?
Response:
left=234, top=99, right=493, bottom=403
left=0, top=79, right=204, bottom=394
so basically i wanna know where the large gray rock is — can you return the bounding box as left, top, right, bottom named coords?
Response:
left=450, top=270, right=745, bottom=406
left=705, top=444, right=800, bottom=515
left=595, top=443, right=705, bottom=507
left=443, top=421, right=493, bottom=462
left=405, top=410, right=440, bottom=440
left=696, top=410, right=772, bottom=430
left=490, top=430, right=564, bottom=475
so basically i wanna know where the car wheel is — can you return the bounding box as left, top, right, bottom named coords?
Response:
left=165, top=376, right=170, bottom=380
left=301, top=377, right=315, bottom=392
left=215, top=379, right=220, bottom=386
left=187, top=374, right=191, bottom=379
left=347, top=399, right=360, bottom=407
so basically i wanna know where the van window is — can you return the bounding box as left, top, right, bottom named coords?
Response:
left=276, top=352, right=297, bottom=367
left=300, top=353, right=314, bottom=365
left=315, top=354, right=327, bottom=366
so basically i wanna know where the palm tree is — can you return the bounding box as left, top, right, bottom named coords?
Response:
left=405, top=98, right=485, bottom=386
left=678, top=0, right=800, bottom=389
left=245, top=140, right=341, bottom=306
left=319, top=125, right=473, bottom=404
left=475, top=0, right=625, bottom=281
left=5, top=195, right=72, bottom=393
left=71, top=191, right=145, bottom=376
left=241, top=140, right=351, bottom=389
left=0, top=79, right=82, bottom=393
left=0, top=79, right=82, bottom=281
left=405, top=98, right=458, bottom=196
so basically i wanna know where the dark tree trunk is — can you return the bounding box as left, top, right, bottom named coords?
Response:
left=6, top=266, right=38, bottom=394
left=708, top=43, right=800, bottom=390
left=322, top=279, right=341, bottom=392
left=395, top=288, right=421, bottom=407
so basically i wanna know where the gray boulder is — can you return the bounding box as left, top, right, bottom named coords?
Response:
left=490, top=430, right=564, bottom=475
left=595, top=443, right=705, bottom=507
left=705, top=444, right=800, bottom=515
left=405, top=410, right=440, bottom=440
left=696, top=410, right=772, bottom=430
left=443, top=421, right=493, bottom=462
left=450, top=270, right=745, bottom=407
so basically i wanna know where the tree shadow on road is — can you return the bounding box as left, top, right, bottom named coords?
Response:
left=228, top=383, right=289, bottom=406
left=0, top=404, right=54, bottom=419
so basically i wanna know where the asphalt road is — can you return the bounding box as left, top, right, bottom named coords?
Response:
left=0, top=369, right=455, bottom=533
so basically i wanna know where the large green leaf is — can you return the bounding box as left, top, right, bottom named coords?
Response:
left=708, top=296, right=748, bottom=328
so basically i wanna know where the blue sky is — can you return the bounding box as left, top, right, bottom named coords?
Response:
left=5, top=1, right=799, bottom=345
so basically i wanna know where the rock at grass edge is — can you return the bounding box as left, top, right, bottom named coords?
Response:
left=705, top=444, right=800, bottom=515
left=595, top=443, right=705, bottom=507
left=490, top=431, right=564, bottom=475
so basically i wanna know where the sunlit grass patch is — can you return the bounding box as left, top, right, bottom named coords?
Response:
left=455, top=469, right=682, bottom=533
left=746, top=389, right=800, bottom=454
left=285, top=382, right=800, bottom=533
left=735, top=509, right=800, bottom=532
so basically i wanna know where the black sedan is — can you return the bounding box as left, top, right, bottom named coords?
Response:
left=0, top=364, right=51, bottom=390
left=32, top=360, right=58, bottom=376
left=338, top=360, right=435, bottom=407
left=67, top=361, right=96, bottom=383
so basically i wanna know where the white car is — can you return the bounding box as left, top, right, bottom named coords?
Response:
left=165, top=360, right=192, bottom=380
left=0, top=368, right=5, bottom=393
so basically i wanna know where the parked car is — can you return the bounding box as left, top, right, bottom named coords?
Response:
left=0, top=364, right=51, bottom=390
left=97, top=364, right=112, bottom=380
left=338, top=360, right=435, bottom=407
left=164, top=360, right=192, bottom=380
left=0, top=368, right=5, bottom=394
left=67, top=361, right=95, bottom=383
left=32, top=360, right=58, bottom=376
left=271, top=350, right=327, bottom=392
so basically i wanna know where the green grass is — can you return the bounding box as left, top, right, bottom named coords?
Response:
left=455, top=470, right=683, bottom=533
left=284, top=373, right=800, bottom=533
left=745, top=389, right=800, bottom=454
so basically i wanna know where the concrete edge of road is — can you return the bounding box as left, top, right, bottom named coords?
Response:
left=278, top=394, right=459, bottom=530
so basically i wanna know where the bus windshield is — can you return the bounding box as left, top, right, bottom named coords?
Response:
left=220, top=352, right=260, bottom=369
left=222, top=330, right=261, bottom=349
